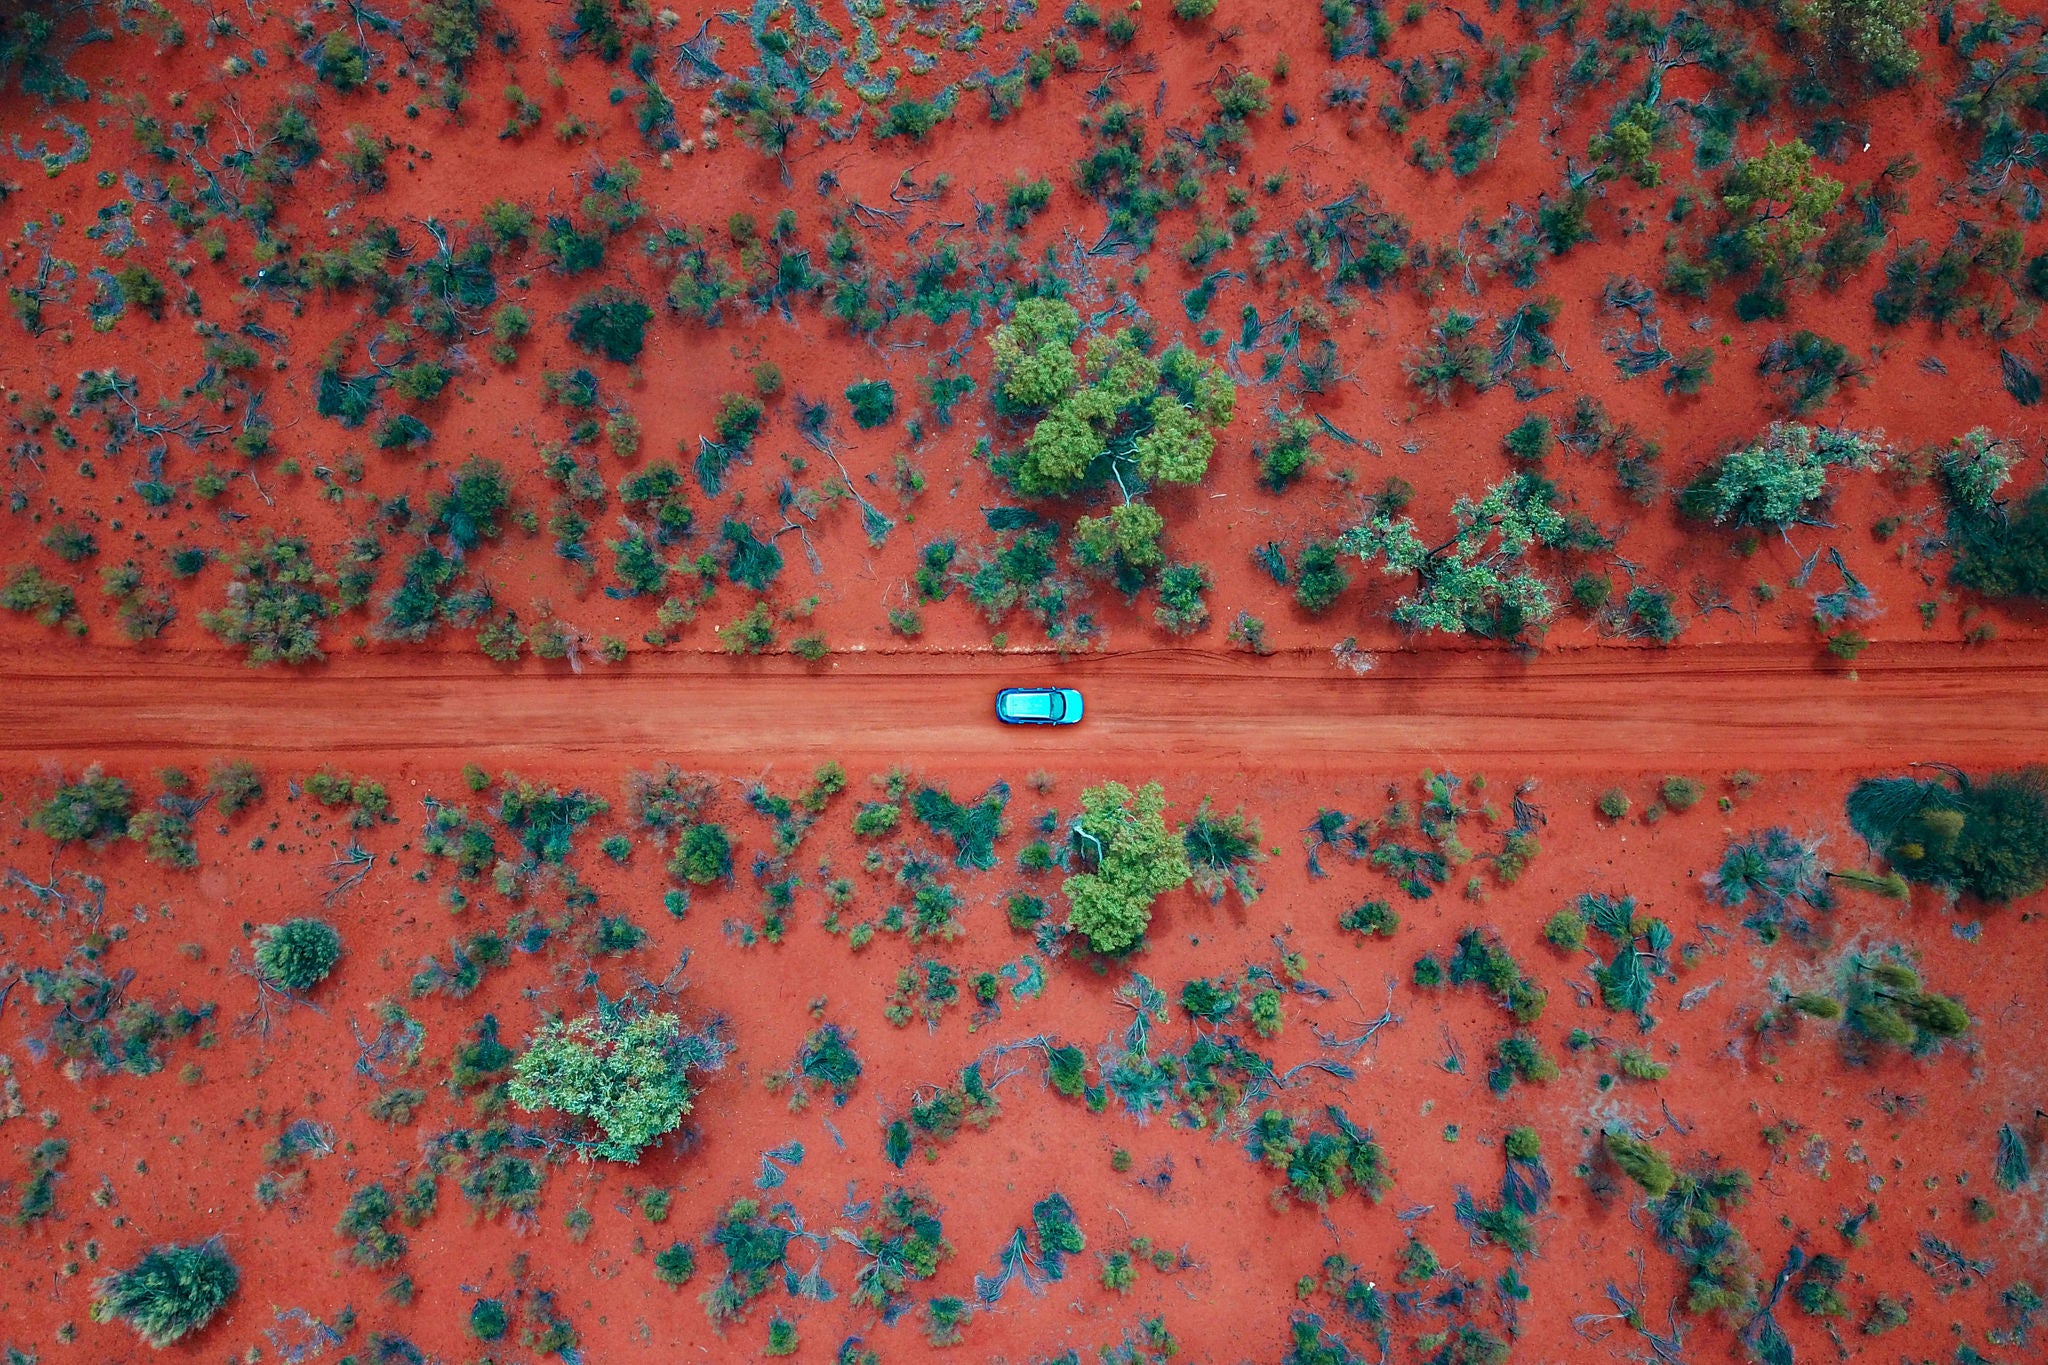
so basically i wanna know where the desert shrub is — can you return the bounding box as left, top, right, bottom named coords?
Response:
left=702, top=1198, right=791, bottom=1324
left=1502, top=415, right=1553, bottom=461
left=845, top=378, right=896, bottom=429
left=201, top=535, right=332, bottom=664
left=509, top=1006, right=722, bottom=1161
left=791, top=1023, right=863, bottom=1105
left=1154, top=560, right=1213, bottom=634
left=92, top=1239, right=239, bottom=1347
left=1182, top=798, right=1263, bottom=903
left=1064, top=781, right=1190, bottom=954
left=1950, top=482, right=2048, bottom=603
left=1339, top=899, right=1398, bottom=937
left=1448, top=928, right=1546, bottom=1022
left=1678, top=423, right=1884, bottom=528
left=1541, top=906, right=1586, bottom=950
left=469, top=1297, right=508, bottom=1339
left=32, top=766, right=134, bottom=843
left=1294, top=540, right=1351, bottom=613
left=1248, top=1107, right=1392, bottom=1206
left=670, top=822, right=733, bottom=884
left=1179, top=976, right=1240, bottom=1022
left=1847, top=767, right=2048, bottom=903
left=653, top=1242, right=697, bottom=1286
left=1706, top=827, right=1832, bottom=941
left=1602, top=1129, right=1675, bottom=1198
left=253, top=918, right=343, bottom=991
left=567, top=286, right=652, bottom=362
left=1839, top=956, right=1971, bottom=1054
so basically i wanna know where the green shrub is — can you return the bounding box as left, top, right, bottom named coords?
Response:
left=566, top=286, right=653, bottom=362
left=469, top=1297, right=508, bottom=1339
left=253, top=918, right=343, bottom=991
left=1338, top=899, right=1398, bottom=937
left=509, top=1008, right=719, bottom=1161
left=1064, top=781, right=1190, bottom=954
left=1541, top=907, right=1586, bottom=950
left=670, top=822, right=733, bottom=884
left=1602, top=1129, right=1675, bottom=1197
left=1503, top=415, right=1554, bottom=461
left=654, top=1241, right=697, bottom=1285
left=845, top=378, right=896, bottom=429
left=1848, top=768, right=2048, bottom=903
left=92, top=1239, right=239, bottom=1347
left=32, top=766, right=134, bottom=843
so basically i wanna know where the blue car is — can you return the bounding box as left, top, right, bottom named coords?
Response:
left=995, top=687, right=1085, bottom=726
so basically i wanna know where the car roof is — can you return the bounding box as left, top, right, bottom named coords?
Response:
left=1004, top=689, right=1057, bottom=719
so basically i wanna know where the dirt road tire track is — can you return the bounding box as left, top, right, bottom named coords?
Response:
left=1, top=640, right=2041, bottom=772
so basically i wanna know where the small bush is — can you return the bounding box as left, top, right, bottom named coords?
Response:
left=1596, top=788, right=1630, bottom=820
left=566, top=286, right=653, bottom=362
left=253, top=918, right=343, bottom=992
left=92, top=1239, right=239, bottom=1347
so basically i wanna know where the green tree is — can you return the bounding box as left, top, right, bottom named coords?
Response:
left=1063, top=780, right=1191, bottom=954
left=509, top=1006, right=716, bottom=1161
left=1677, top=423, right=1884, bottom=528
left=1779, top=0, right=1928, bottom=85
left=1720, top=141, right=1844, bottom=269
left=988, top=304, right=1235, bottom=497
left=1339, top=473, right=1574, bottom=639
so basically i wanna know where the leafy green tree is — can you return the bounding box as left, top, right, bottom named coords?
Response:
left=1677, top=423, right=1884, bottom=528
left=1071, top=501, right=1165, bottom=594
left=1063, top=780, right=1191, bottom=954
left=509, top=1006, right=717, bottom=1161
left=92, top=1239, right=239, bottom=1347
left=1779, top=0, right=1928, bottom=85
left=1339, top=473, right=1573, bottom=639
left=988, top=303, right=1235, bottom=497
left=1720, top=141, right=1843, bottom=269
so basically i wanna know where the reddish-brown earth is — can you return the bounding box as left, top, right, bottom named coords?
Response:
left=4, top=1, right=2047, bottom=1363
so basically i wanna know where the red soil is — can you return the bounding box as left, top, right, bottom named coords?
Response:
left=2, top=3, right=2045, bottom=1364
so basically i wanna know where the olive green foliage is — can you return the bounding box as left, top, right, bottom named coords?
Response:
left=670, top=822, right=734, bottom=884
left=1720, top=141, right=1844, bottom=268
left=1249, top=1106, right=1393, bottom=1206
left=1602, top=1129, right=1676, bottom=1198
left=1944, top=431, right=2048, bottom=602
left=32, top=766, right=134, bottom=843
left=1340, top=473, right=1575, bottom=639
left=1778, top=0, right=1928, bottom=84
left=1181, top=797, right=1264, bottom=903
left=200, top=535, right=332, bottom=664
left=1447, top=927, right=1547, bottom=1023
left=849, top=1186, right=951, bottom=1311
left=253, top=918, right=343, bottom=991
left=1848, top=767, right=2048, bottom=902
left=988, top=298, right=1235, bottom=497
left=566, top=286, right=653, bottom=362
left=509, top=1007, right=717, bottom=1161
left=702, top=1197, right=791, bottom=1324
left=92, top=1239, right=240, bottom=1348
left=1838, top=957, right=1972, bottom=1053
left=1678, top=423, right=1884, bottom=528
left=1063, top=781, right=1190, bottom=954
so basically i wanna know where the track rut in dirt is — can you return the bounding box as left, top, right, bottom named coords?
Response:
left=1, top=641, right=2040, bottom=771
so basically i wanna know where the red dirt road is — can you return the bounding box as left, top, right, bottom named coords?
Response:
left=2, top=640, right=2041, bottom=770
